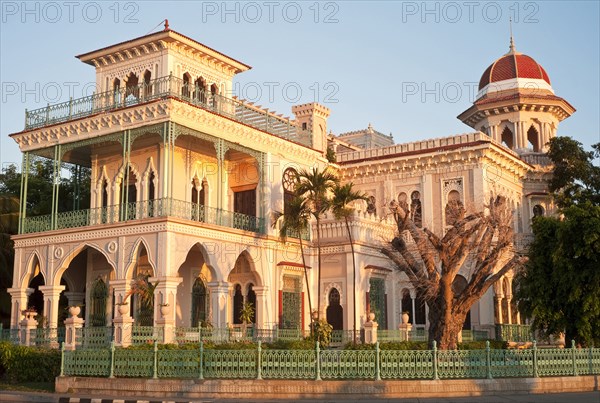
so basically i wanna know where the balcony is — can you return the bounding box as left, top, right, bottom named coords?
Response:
left=23, top=75, right=312, bottom=147
left=20, top=198, right=265, bottom=235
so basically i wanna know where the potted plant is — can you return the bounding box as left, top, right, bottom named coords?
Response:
left=402, top=311, right=410, bottom=325
left=21, top=307, right=37, bottom=321
left=239, top=302, right=255, bottom=337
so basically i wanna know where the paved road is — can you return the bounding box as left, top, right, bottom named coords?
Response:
left=1, top=391, right=599, bottom=403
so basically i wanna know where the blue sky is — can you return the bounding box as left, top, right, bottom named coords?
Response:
left=1, top=1, right=599, bottom=168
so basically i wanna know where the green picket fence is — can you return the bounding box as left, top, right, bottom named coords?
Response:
left=60, top=341, right=600, bottom=380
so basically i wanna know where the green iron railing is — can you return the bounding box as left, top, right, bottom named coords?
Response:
left=60, top=340, right=600, bottom=380
left=496, top=324, right=533, bottom=342
left=21, top=198, right=266, bottom=235
left=24, top=75, right=313, bottom=147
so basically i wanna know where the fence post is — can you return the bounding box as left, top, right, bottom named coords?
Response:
left=432, top=340, right=439, bottom=380
left=375, top=341, right=381, bottom=381
left=533, top=340, right=539, bottom=378
left=315, top=341, right=322, bottom=381
left=571, top=340, right=577, bottom=376
left=486, top=340, right=492, bottom=379
left=153, top=341, right=158, bottom=379
left=256, top=340, right=262, bottom=380
left=198, top=342, right=204, bottom=380
left=109, top=341, right=115, bottom=378
left=59, top=342, right=65, bottom=377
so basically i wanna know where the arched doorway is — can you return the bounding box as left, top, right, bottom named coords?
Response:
left=177, top=243, right=216, bottom=327
left=326, top=288, right=343, bottom=330
left=227, top=252, right=261, bottom=326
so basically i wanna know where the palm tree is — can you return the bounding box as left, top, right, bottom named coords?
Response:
left=295, top=167, right=338, bottom=319
left=331, top=183, right=368, bottom=343
left=272, top=193, right=314, bottom=329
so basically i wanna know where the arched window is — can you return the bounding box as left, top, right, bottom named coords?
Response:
left=112, top=78, right=121, bottom=105
left=210, top=83, right=219, bottom=109
left=121, top=166, right=137, bottom=219
left=398, top=192, right=408, bottom=213
left=367, top=195, right=377, bottom=216
left=182, top=73, right=192, bottom=98
left=445, top=190, right=464, bottom=226
left=282, top=168, right=298, bottom=212
left=125, top=72, right=139, bottom=100
left=326, top=288, right=343, bottom=330
left=90, top=278, right=108, bottom=327
left=143, top=70, right=152, bottom=98
left=147, top=172, right=156, bottom=217
left=500, top=126, right=514, bottom=149
left=527, top=125, right=540, bottom=151
left=533, top=204, right=545, bottom=218
left=194, top=77, right=206, bottom=103
left=233, top=284, right=244, bottom=325
left=411, top=191, right=422, bottom=227
left=368, top=277, right=387, bottom=329
left=191, top=277, right=208, bottom=327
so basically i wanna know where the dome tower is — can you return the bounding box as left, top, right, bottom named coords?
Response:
left=458, top=38, right=575, bottom=153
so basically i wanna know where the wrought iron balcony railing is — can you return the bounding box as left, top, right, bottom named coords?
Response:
left=24, top=75, right=313, bottom=147
left=20, top=198, right=265, bottom=235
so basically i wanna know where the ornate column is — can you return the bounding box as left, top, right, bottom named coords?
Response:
left=506, top=297, right=513, bottom=325
left=50, top=144, right=62, bottom=230
left=8, top=288, right=33, bottom=328
left=151, top=276, right=182, bottom=344
left=18, top=151, right=30, bottom=233
left=38, top=285, right=66, bottom=329
left=207, top=281, right=229, bottom=328
left=495, top=296, right=503, bottom=324
left=252, top=286, right=268, bottom=329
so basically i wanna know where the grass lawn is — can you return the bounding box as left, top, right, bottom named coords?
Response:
left=0, top=381, right=55, bottom=393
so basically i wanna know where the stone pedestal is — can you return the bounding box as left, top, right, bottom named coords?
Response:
left=363, top=318, right=378, bottom=344
left=64, top=311, right=85, bottom=351
left=20, top=311, right=38, bottom=346
left=113, top=315, right=135, bottom=347
left=398, top=323, right=412, bottom=341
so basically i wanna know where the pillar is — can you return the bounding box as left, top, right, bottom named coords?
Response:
left=63, top=292, right=85, bottom=308
left=8, top=288, right=33, bottom=329
left=208, top=281, right=229, bottom=328
left=151, top=276, right=182, bottom=343
left=506, top=297, right=513, bottom=325
left=38, top=285, right=66, bottom=329
left=252, top=286, right=268, bottom=329
left=50, top=144, right=62, bottom=230
left=495, top=296, right=503, bottom=324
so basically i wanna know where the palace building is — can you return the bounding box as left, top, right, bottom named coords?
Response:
left=6, top=26, right=574, bottom=342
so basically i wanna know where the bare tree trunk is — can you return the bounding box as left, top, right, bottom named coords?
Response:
left=428, top=298, right=469, bottom=350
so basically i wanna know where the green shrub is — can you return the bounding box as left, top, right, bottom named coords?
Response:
left=263, top=339, right=315, bottom=350
left=0, top=342, right=60, bottom=383
left=343, top=341, right=429, bottom=350
left=458, top=340, right=508, bottom=350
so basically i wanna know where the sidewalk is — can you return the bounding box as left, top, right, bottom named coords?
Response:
left=1, top=391, right=599, bottom=403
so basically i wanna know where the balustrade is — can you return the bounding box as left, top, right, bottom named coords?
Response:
left=24, top=75, right=312, bottom=147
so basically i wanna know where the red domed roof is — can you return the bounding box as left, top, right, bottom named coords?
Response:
left=478, top=52, right=551, bottom=90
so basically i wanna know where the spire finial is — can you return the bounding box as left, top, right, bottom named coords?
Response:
left=164, top=19, right=169, bottom=31
left=509, top=17, right=516, bottom=53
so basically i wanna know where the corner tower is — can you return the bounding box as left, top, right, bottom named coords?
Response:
left=458, top=38, right=575, bottom=153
